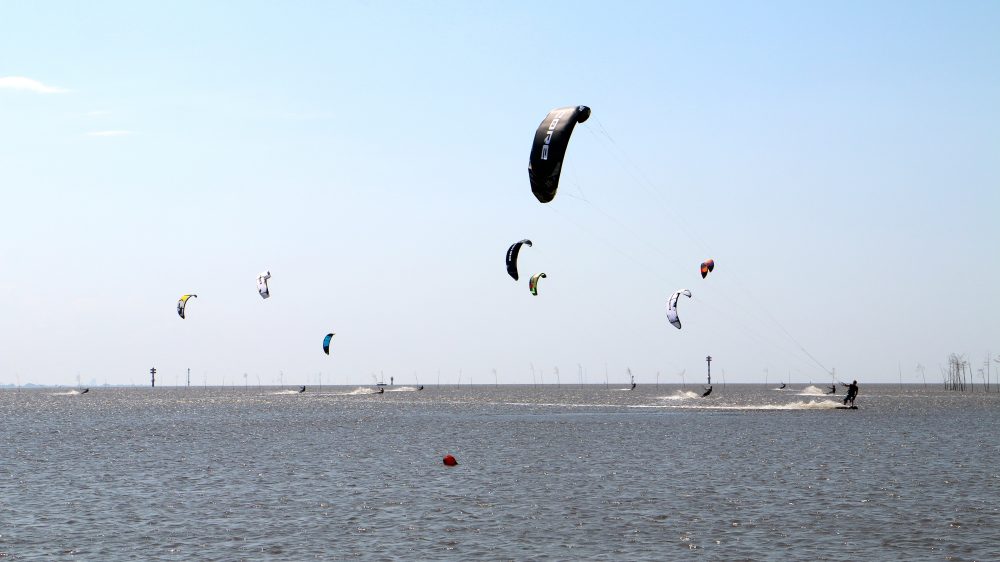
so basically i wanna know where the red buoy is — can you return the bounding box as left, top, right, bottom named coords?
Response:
left=443, top=454, right=458, bottom=466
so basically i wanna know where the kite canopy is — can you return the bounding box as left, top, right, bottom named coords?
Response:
left=506, top=239, right=533, bottom=281
left=666, top=289, right=692, bottom=329
left=322, top=333, right=335, bottom=355
left=529, top=272, right=547, bottom=296
left=528, top=105, right=591, bottom=203
left=700, top=259, right=715, bottom=279
left=257, top=270, right=271, bottom=299
left=177, top=294, right=197, bottom=319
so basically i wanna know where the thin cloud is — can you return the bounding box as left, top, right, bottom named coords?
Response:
left=0, top=76, right=69, bottom=94
left=86, top=130, right=132, bottom=137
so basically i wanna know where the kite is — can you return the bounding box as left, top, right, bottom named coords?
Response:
left=666, top=289, right=692, bottom=329
left=177, top=294, right=197, bottom=319
left=529, top=272, right=547, bottom=296
left=257, top=270, right=271, bottom=299
left=700, top=259, right=715, bottom=279
left=528, top=105, right=591, bottom=203
left=506, top=239, right=532, bottom=281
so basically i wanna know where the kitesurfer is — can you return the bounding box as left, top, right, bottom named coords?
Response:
left=299, top=386, right=306, bottom=393
left=779, top=382, right=786, bottom=389
left=631, top=382, right=637, bottom=390
left=827, top=384, right=836, bottom=395
left=702, top=386, right=713, bottom=397
left=418, top=385, right=424, bottom=391
left=378, top=387, right=384, bottom=394
left=80, top=388, right=89, bottom=394
left=843, top=380, right=858, bottom=407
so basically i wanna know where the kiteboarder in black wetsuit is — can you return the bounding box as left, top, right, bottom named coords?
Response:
left=80, top=388, right=89, bottom=394
left=418, top=385, right=424, bottom=391
left=631, top=382, right=637, bottom=390
left=702, top=386, right=713, bottom=397
left=843, top=380, right=858, bottom=407
left=377, top=387, right=384, bottom=394
left=299, top=386, right=306, bottom=393
left=827, top=384, right=836, bottom=395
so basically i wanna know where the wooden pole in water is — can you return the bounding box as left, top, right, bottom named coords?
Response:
left=994, top=358, right=1000, bottom=393
left=984, top=354, right=991, bottom=392
left=967, top=357, right=973, bottom=392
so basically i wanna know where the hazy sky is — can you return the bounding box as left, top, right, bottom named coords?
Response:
left=2, top=1, right=997, bottom=386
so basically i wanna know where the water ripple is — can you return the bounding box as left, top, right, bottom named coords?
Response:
left=1, top=384, right=998, bottom=560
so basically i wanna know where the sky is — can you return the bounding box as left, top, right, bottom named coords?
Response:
left=1, top=0, right=998, bottom=386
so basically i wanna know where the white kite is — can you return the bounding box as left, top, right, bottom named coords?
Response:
left=257, top=271, right=271, bottom=299
left=666, top=289, right=692, bottom=329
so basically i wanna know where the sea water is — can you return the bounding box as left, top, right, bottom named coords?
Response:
left=1, top=384, right=998, bottom=560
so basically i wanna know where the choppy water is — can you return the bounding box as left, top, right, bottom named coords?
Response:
left=2, top=384, right=998, bottom=560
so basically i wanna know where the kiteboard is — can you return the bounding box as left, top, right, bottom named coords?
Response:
left=835, top=406, right=858, bottom=410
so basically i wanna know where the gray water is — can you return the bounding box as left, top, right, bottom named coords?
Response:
left=2, top=384, right=998, bottom=560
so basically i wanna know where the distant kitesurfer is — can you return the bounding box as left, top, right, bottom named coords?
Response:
left=779, top=382, right=786, bottom=389
left=299, top=386, right=306, bottom=393
left=80, top=388, right=89, bottom=394
left=843, top=380, right=858, bottom=407
left=378, top=387, right=384, bottom=394
left=418, top=385, right=424, bottom=391
left=702, top=386, right=713, bottom=398
left=827, top=384, right=836, bottom=395
left=631, top=382, right=637, bottom=390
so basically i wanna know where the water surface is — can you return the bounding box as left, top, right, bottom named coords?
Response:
left=2, top=384, right=998, bottom=560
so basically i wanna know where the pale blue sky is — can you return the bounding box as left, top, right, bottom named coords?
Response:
left=2, top=1, right=998, bottom=386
